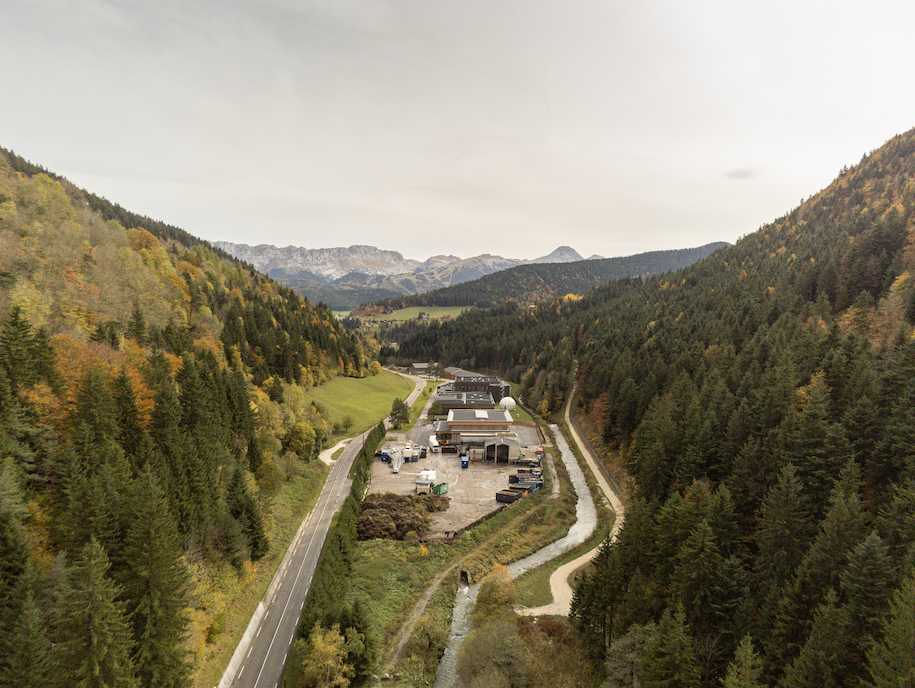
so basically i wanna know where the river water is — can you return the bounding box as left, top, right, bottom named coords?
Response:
left=432, top=425, right=597, bottom=688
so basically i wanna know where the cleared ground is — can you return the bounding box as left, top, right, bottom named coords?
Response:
left=368, top=436, right=543, bottom=536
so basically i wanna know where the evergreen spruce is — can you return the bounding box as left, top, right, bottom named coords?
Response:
left=766, top=462, right=866, bottom=678
left=865, top=574, right=915, bottom=688
left=122, top=470, right=192, bottom=688
left=0, top=507, right=29, bottom=678
left=780, top=590, right=852, bottom=688
left=56, top=538, right=139, bottom=688
left=227, top=466, right=269, bottom=561
left=111, top=368, right=145, bottom=463
left=721, top=635, right=766, bottom=688
left=0, top=305, right=38, bottom=394
left=0, top=591, right=57, bottom=688
left=126, top=303, right=147, bottom=346
left=640, top=604, right=701, bottom=688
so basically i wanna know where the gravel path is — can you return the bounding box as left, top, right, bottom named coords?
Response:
left=517, top=391, right=628, bottom=616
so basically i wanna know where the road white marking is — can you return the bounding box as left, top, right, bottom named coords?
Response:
left=251, top=456, right=349, bottom=688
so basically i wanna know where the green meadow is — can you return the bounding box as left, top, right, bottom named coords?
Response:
left=307, top=370, right=413, bottom=434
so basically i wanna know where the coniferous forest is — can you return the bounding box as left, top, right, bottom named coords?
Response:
left=0, top=147, right=375, bottom=687
left=391, top=129, right=915, bottom=686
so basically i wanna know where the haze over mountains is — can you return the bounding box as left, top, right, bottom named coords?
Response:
left=213, top=241, right=589, bottom=282
left=211, top=241, right=720, bottom=310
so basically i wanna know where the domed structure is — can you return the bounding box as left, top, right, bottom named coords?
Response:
left=499, top=397, right=517, bottom=412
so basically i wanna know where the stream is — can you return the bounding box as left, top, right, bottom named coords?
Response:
left=431, top=425, right=597, bottom=688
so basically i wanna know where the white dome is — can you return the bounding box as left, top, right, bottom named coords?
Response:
left=499, top=397, right=517, bottom=411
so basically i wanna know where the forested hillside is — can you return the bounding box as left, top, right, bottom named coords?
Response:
left=391, top=129, right=915, bottom=686
left=0, top=147, right=376, bottom=687
left=362, top=242, right=728, bottom=312
left=276, top=278, right=401, bottom=312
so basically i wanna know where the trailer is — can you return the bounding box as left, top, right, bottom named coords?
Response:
left=496, top=490, right=522, bottom=503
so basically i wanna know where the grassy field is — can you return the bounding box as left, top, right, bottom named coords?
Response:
left=193, top=461, right=328, bottom=688
left=368, top=306, right=470, bottom=322
left=508, top=404, right=535, bottom=424
left=307, top=370, right=413, bottom=434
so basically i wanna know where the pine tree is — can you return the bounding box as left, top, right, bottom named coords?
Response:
left=674, top=520, right=723, bottom=637
left=111, top=368, right=144, bottom=463
left=785, top=373, right=851, bottom=518
left=755, top=464, right=812, bottom=590
left=226, top=466, right=269, bottom=561
left=766, top=461, right=866, bottom=679
left=122, top=470, right=192, bottom=688
left=0, top=507, right=29, bottom=678
left=150, top=378, right=193, bottom=532
left=836, top=530, right=895, bottom=683
left=754, top=463, right=812, bottom=636
left=721, top=635, right=766, bottom=688
left=56, top=538, right=139, bottom=688
left=0, top=306, right=38, bottom=394
left=865, top=574, right=915, bottom=688
left=70, top=367, right=121, bottom=472
left=0, top=590, right=56, bottom=688
left=640, top=604, right=701, bottom=688
left=126, top=303, right=147, bottom=346
left=31, top=326, right=64, bottom=394
left=389, top=398, right=409, bottom=428
left=780, top=590, right=852, bottom=688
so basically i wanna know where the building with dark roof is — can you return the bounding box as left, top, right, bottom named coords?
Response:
left=436, top=391, right=494, bottom=413
left=454, top=375, right=510, bottom=401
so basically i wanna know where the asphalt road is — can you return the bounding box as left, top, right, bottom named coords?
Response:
left=228, top=371, right=425, bottom=688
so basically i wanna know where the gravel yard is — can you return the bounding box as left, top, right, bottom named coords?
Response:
left=368, top=434, right=543, bottom=536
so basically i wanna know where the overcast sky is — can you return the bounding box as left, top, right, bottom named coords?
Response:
left=2, top=1, right=914, bottom=261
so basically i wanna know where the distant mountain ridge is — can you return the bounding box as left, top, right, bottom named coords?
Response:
left=364, top=242, right=731, bottom=311
left=211, top=241, right=593, bottom=309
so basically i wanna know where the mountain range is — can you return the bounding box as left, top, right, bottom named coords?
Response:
left=211, top=242, right=593, bottom=308
left=212, top=242, right=591, bottom=282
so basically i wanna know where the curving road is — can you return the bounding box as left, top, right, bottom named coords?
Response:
left=221, top=371, right=424, bottom=688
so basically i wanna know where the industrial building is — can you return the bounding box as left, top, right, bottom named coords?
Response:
left=440, top=368, right=511, bottom=401
left=435, top=390, right=495, bottom=413
left=433, top=408, right=529, bottom=463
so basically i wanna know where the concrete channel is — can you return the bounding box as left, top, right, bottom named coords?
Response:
left=431, top=425, right=597, bottom=688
